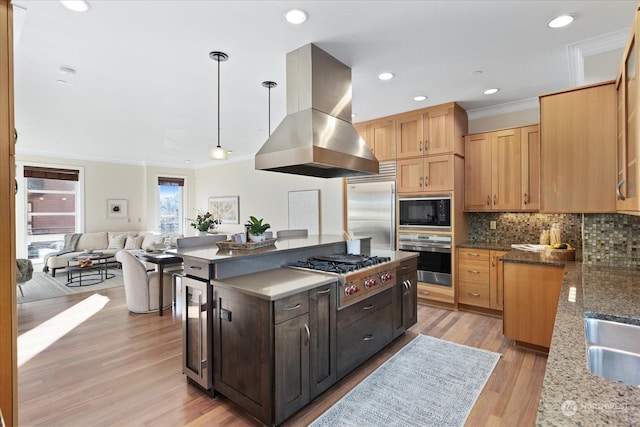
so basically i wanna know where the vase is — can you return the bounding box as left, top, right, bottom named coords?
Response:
left=197, top=230, right=208, bottom=236
left=251, top=234, right=265, bottom=243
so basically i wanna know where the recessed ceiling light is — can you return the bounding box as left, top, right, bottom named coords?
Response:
left=60, top=0, right=90, bottom=12
left=185, top=160, right=191, bottom=164
left=57, top=80, right=68, bottom=85
left=483, top=88, right=499, bottom=95
left=548, top=14, right=574, bottom=28
left=285, top=9, right=308, bottom=24
left=351, top=113, right=357, bottom=118
left=378, top=72, right=394, bottom=81
left=413, top=95, right=427, bottom=101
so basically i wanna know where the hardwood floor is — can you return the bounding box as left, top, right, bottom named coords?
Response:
left=18, top=286, right=547, bottom=426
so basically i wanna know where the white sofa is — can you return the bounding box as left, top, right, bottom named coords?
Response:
left=44, top=231, right=182, bottom=277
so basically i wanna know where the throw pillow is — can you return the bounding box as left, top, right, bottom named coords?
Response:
left=141, top=232, right=162, bottom=250
left=124, top=235, right=144, bottom=250
left=108, top=234, right=126, bottom=250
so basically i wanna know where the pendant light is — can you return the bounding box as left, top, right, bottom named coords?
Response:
left=262, top=81, right=277, bottom=136
left=209, top=51, right=229, bottom=160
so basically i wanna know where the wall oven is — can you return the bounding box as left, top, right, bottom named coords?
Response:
left=398, top=233, right=451, bottom=287
left=399, top=195, right=451, bottom=231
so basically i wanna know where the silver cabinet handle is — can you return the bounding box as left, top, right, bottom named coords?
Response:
left=617, top=179, right=627, bottom=201
left=419, top=141, right=423, bottom=151
left=316, top=288, right=331, bottom=294
left=493, top=194, right=497, bottom=205
left=467, top=270, right=480, bottom=274
left=419, top=176, right=423, bottom=187
left=486, top=195, right=490, bottom=206
left=189, top=265, right=203, bottom=270
left=424, top=175, right=429, bottom=186
left=363, top=303, right=374, bottom=310
left=523, top=192, right=528, bottom=205
left=304, top=323, right=310, bottom=341
left=467, top=292, right=481, bottom=297
left=425, top=140, right=430, bottom=151
left=282, top=303, right=301, bottom=311
left=466, top=253, right=480, bottom=257
left=363, top=334, right=374, bottom=341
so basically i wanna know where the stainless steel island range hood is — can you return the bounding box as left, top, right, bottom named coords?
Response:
left=255, top=44, right=379, bottom=178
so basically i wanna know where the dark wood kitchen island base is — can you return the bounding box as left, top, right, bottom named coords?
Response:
left=17, top=287, right=546, bottom=427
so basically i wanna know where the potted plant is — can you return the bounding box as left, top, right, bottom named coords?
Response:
left=246, top=216, right=271, bottom=242
left=188, top=210, right=221, bottom=235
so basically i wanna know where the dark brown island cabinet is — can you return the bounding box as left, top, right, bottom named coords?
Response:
left=175, top=236, right=418, bottom=426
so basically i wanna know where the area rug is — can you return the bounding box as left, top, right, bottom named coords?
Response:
left=17, top=270, right=124, bottom=304
left=309, top=334, right=501, bottom=427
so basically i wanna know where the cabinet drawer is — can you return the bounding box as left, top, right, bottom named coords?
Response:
left=458, top=259, right=490, bottom=283
left=458, top=249, right=490, bottom=261
left=337, top=288, right=392, bottom=328
left=337, top=304, right=393, bottom=379
left=183, top=259, right=211, bottom=281
left=274, top=292, right=309, bottom=324
left=458, top=281, right=490, bottom=308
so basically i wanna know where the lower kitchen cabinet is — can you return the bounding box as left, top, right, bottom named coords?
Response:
left=456, top=248, right=507, bottom=312
left=393, top=258, right=418, bottom=338
left=336, top=289, right=393, bottom=379
left=308, top=283, right=337, bottom=399
left=503, top=262, right=564, bottom=349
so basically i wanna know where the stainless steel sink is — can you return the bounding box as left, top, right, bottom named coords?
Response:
left=584, top=317, right=640, bottom=386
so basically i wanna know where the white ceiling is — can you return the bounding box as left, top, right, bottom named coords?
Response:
left=11, top=0, right=638, bottom=168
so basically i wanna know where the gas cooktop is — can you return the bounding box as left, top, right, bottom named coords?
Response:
left=285, top=254, right=392, bottom=274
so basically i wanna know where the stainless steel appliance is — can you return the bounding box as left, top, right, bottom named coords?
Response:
left=180, top=275, right=213, bottom=391
left=398, top=233, right=452, bottom=287
left=346, top=161, right=397, bottom=251
left=286, top=254, right=396, bottom=309
left=399, top=195, right=451, bottom=231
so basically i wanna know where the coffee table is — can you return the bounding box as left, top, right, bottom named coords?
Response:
left=66, top=253, right=114, bottom=286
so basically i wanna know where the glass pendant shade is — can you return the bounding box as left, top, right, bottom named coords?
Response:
left=209, top=145, right=228, bottom=160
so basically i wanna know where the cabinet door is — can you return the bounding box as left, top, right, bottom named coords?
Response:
left=396, top=113, right=423, bottom=158
left=491, top=128, right=521, bottom=210
left=275, top=313, right=310, bottom=424
left=464, top=133, right=492, bottom=210
left=401, top=267, right=418, bottom=330
left=214, top=287, right=271, bottom=424
left=308, top=283, right=336, bottom=399
left=424, top=155, right=453, bottom=192
left=489, top=250, right=508, bottom=310
left=617, top=25, right=639, bottom=211
left=370, top=119, right=396, bottom=161
left=503, top=263, right=564, bottom=348
left=424, top=107, right=452, bottom=155
left=397, top=158, right=424, bottom=193
left=521, top=125, right=540, bottom=210
left=540, top=82, right=616, bottom=213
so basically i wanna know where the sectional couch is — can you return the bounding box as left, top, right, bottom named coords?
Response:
left=43, top=231, right=183, bottom=277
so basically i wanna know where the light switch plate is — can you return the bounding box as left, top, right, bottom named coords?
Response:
left=490, top=221, right=497, bottom=230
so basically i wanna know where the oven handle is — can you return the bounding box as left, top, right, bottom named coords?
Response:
left=399, top=244, right=451, bottom=253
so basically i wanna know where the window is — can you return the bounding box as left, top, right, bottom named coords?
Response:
left=19, top=165, right=83, bottom=262
left=158, top=176, right=185, bottom=233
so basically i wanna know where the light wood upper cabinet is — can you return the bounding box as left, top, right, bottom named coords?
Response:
left=464, top=132, right=492, bottom=210
left=521, top=125, right=540, bottom=210
left=616, top=10, right=640, bottom=213
left=353, top=119, right=396, bottom=161
left=464, top=125, right=534, bottom=211
left=397, top=155, right=454, bottom=194
left=396, top=103, right=467, bottom=159
left=540, top=82, right=616, bottom=213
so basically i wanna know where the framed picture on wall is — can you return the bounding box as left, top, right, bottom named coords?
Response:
left=208, top=196, right=239, bottom=224
left=107, top=199, right=127, bottom=219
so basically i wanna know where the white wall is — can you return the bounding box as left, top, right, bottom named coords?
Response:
left=193, top=159, right=344, bottom=237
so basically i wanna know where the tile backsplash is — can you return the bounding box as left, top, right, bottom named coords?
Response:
left=468, top=212, right=582, bottom=247
left=583, top=214, right=640, bottom=267
left=468, top=212, right=640, bottom=267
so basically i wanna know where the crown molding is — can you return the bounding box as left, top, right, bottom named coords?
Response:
left=466, top=97, right=539, bottom=121
left=567, top=28, right=629, bottom=87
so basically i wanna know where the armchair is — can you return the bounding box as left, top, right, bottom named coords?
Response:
left=115, top=250, right=172, bottom=314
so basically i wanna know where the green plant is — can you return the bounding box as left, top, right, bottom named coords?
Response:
left=188, top=209, right=221, bottom=232
left=246, top=216, right=271, bottom=235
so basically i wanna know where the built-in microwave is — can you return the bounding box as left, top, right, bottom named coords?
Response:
left=399, top=195, right=451, bottom=230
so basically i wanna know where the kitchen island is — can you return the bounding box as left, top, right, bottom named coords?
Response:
left=169, top=235, right=418, bottom=426
left=498, top=250, right=640, bottom=425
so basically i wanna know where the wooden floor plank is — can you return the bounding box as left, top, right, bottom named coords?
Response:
left=18, top=286, right=546, bottom=426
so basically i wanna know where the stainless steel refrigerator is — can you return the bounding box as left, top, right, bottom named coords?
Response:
left=346, top=181, right=396, bottom=251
